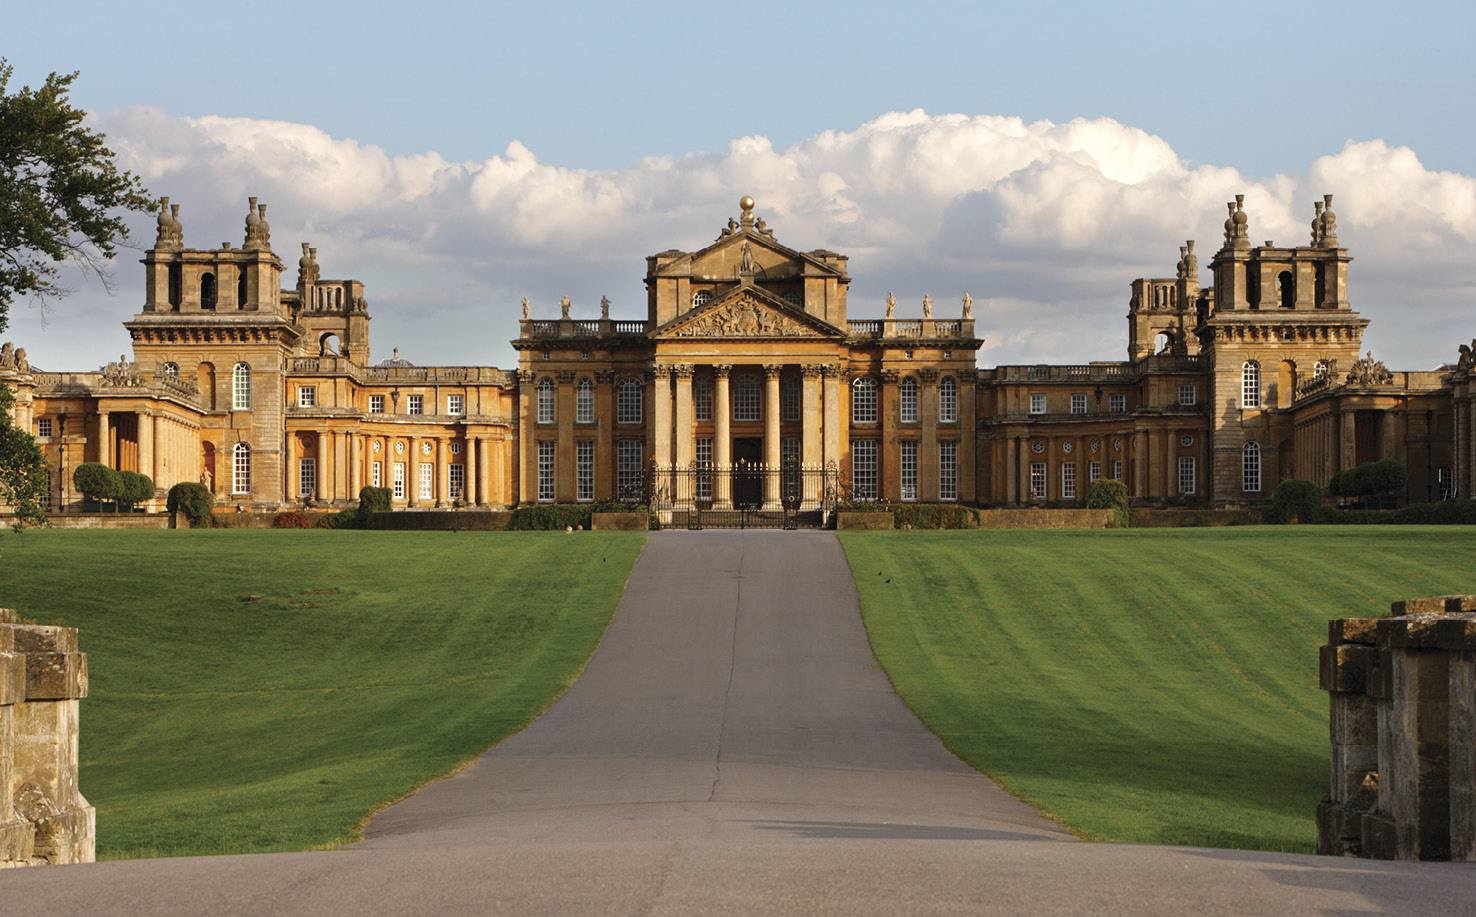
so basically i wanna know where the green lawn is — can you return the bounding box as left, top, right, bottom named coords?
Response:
left=0, top=529, right=644, bottom=860
left=840, top=526, right=1476, bottom=853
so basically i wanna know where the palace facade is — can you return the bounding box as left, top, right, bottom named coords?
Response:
left=3, top=193, right=1471, bottom=519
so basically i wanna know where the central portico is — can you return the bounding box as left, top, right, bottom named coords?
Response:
left=513, top=196, right=982, bottom=513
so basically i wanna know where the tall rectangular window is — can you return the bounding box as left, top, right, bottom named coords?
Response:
left=1113, top=460, right=1122, bottom=480
left=537, top=441, right=555, bottom=503
left=1178, top=456, right=1196, bottom=495
left=1030, top=393, right=1046, bottom=414
left=298, top=458, right=316, bottom=497
left=781, top=437, right=801, bottom=467
left=851, top=378, right=877, bottom=424
left=1109, top=394, right=1126, bottom=413
left=781, top=376, right=800, bottom=423
left=1089, top=461, right=1101, bottom=483
left=1070, top=393, right=1087, bottom=414
left=369, top=394, right=384, bottom=414
left=233, top=363, right=252, bottom=410
left=298, top=386, right=316, bottom=408
left=448, top=394, right=464, bottom=415
left=1061, top=461, right=1076, bottom=499
left=900, top=379, right=919, bottom=424
left=617, top=440, right=643, bottom=502
left=1179, top=385, right=1197, bottom=406
left=393, top=463, right=405, bottom=500
left=1030, top=462, right=1046, bottom=500
left=938, top=377, right=958, bottom=423
left=576, top=441, right=594, bottom=502
left=36, top=417, right=52, bottom=438
left=695, top=437, right=713, bottom=501
left=695, top=376, right=713, bottom=421
left=900, top=440, right=918, bottom=502
left=734, top=376, right=761, bottom=422
left=617, top=378, right=643, bottom=424
left=419, top=463, right=433, bottom=500
left=576, top=379, right=594, bottom=424
left=407, top=394, right=424, bottom=415
left=939, top=440, right=958, bottom=502
left=372, top=461, right=382, bottom=488
left=449, top=463, right=465, bottom=500
left=852, top=440, right=878, bottom=501
left=1243, top=441, right=1261, bottom=492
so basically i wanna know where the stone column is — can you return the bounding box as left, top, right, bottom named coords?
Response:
left=821, top=364, right=842, bottom=469
left=1006, top=436, right=1018, bottom=504
left=285, top=432, right=298, bottom=501
left=349, top=433, right=362, bottom=499
left=333, top=431, right=347, bottom=503
left=959, top=375, right=976, bottom=503
left=763, top=364, right=782, bottom=507
left=137, top=411, right=154, bottom=487
left=556, top=371, right=575, bottom=503
left=674, top=365, right=694, bottom=469
left=406, top=437, right=419, bottom=507
left=462, top=436, right=475, bottom=506
left=801, top=364, right=821, bottom=468
left=652, top=366, right=672, bottom=471
left=436, top=438, right=450, bottom=507
left=714, top=365, right=732, bottom=507
left=517, top=373, right=533, bottom=504
left=1341, top=409, right=1357, bottom=471
left=476, top=436, right=491, bottom=505
left=1019, top=437, right=1033, bottom=500
left=96, top=412, right=109, bottom=467
left=1133, top=429, right=1148, bottom=499
left=316, top=431, right=329, bottom=503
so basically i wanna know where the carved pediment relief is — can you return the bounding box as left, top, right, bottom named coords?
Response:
left=661, top=294, right=839, bottom=340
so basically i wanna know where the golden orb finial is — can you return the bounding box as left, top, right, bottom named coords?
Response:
left=739, top=195, right=755, bottom=213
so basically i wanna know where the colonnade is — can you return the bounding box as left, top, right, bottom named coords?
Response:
left=286, top=430, right=505, bottom=507
left=994, top=426, right=1203, bottom=503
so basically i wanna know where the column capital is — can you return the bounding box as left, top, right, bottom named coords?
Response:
left=920, top=368, right=939, bottom=383
left=555, top=370, right=576, bottom=384
left=800, top=363, right=824, bottom=378
left=762, top=363, right=784, bottom=379
left=594, top=369, right=615, bottom=385
left=880, top=369, right=900, bottom=384
left=671, top=363, right=694, bottom=380
left=712, top=363, right=733, bottom=379
left=818, top=363, right=842, bottom=379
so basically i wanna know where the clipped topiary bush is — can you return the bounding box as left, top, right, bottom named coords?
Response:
left=358, top=486, right=392, bottom=513
left=166, top=482, right=215, bottom=527
left=1086, top=479, right=1132, bottom=528
left=118, top=470, right=155, bottom=508
left=1266, top=478, right=1322, bottom=524
left=73, top=462, right=122, bottom=508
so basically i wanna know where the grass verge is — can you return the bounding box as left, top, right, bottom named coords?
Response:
left=840, top=526, right=1476, bottom=853
left=0, top=529, right=644, bottom=860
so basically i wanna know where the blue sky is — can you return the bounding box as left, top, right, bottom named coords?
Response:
left=5, top=1, right=1474, bottom=371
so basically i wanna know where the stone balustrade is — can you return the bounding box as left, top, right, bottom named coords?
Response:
left=1318, top=594, right=1476, bottom=861
left=0, top=611, right=92, bottom=867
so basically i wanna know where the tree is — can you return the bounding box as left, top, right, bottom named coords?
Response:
left=0, top=60, right=153, bottom=331
left=1267, top=478, right=1323, bottom=524
left=0, top=384, right=46, bottom=529
left=1086, top=478, right=1132, bottom=528
left=72, top=462, right=120, bottom=508
left=166, top=482, right=214, bottom=527
left=118, top=470, right=155, bottom=508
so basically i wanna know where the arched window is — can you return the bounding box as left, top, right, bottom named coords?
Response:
left=694, top=375, right=713, bottom=421
left=576, top=377, right=594, bottom=424
left=691, top=291, right=711, bottom=310
left=1241, top=361, right=1261, bottom=409
left=1242, top=441, right=1261, bottom=493
left=852, top=377, right=878, bottom=424
left=900, top=377, right=919, bottom=423
left=232, top=362, right=252, bottom=410
left=939, top=376, right=958, bottom=423
left=1277, top=271, right=1294, bottom=309
left=200, top=272, right=217, bottom=310
left=732, top=375, right=760, bottom=422
left=232, top=443, right=251, bottom=494
left=162, top=361, right=179, bottom=380
left=537, top=377, right=555, bottom=424
left=617, top=377, right=643, bottom=424
left=1314, top=360, right=1329, bottom=379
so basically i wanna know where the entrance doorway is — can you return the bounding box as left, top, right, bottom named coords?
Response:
left=733, top=438, right=761, bottom=509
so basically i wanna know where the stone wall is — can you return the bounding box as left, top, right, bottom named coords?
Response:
left=974, top=509, right=1111, bottom=530
left=1318, top=594, right=1476, bottom=860
left=0, top=611, right=92, bottom=866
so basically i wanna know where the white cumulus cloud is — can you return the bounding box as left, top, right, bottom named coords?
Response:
left=11, top=108, right=1475, bottom=375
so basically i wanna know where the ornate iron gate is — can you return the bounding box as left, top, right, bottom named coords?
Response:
left=646, top=461, right=839, bottom=530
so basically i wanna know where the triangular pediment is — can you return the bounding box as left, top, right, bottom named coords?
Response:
left=652, top=228, right=848, bottom=283
left=654, top=286, right=844, bottom=340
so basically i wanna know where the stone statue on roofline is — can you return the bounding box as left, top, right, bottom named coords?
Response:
left=560, top=296, right=571, bottom=320
left=885, top=292, right=896, bottom=319
left=922, top=294, right=932, bottom=319
left=962, top=292, right=973, bottom=319
left=522, top=297, right=530, bottom=320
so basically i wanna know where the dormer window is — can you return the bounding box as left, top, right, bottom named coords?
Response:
left=692, top=291, right=712, bottom=309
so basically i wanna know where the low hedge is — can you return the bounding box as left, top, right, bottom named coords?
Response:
left=892, top=504, right=980, bottom=529
left=507, top=502, right=653, bottom=531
